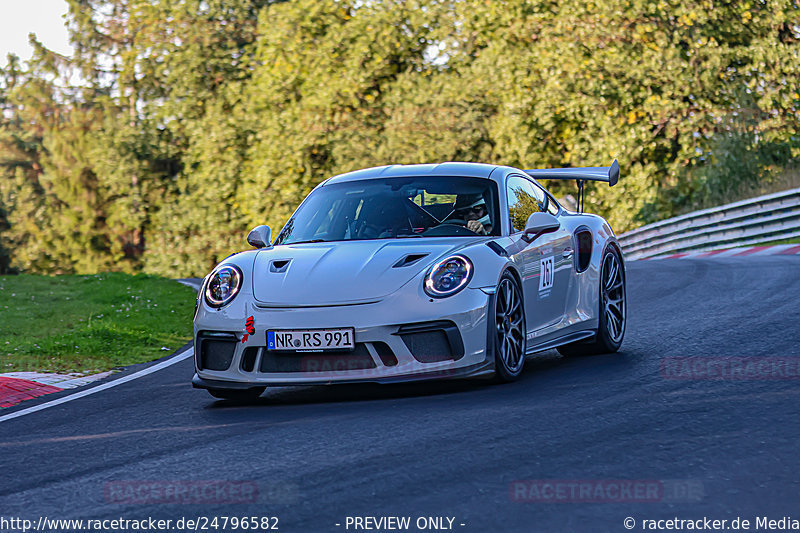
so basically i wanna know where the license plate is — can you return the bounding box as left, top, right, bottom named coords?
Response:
left=266, top=328, right=355, bottom=351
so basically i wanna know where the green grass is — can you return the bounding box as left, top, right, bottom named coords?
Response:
left=0, top=273, right=196, bottom=374
left=750, top=237, right=800, bottom=246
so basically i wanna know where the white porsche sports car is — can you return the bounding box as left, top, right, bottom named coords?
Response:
left=192, top=162, right=626, bottom=400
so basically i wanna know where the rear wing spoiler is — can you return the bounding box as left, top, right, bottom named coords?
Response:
left=524, top=159, right=619, bottom=187
left=523, top=159, right=619, bottom=213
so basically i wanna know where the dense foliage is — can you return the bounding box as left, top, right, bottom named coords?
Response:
left=1, top=0, right=799, bottom=276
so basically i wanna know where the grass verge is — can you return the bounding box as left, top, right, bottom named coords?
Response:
left=0, top=273, right=196, bottom=374
left=750, top=237, right=800, bottom=246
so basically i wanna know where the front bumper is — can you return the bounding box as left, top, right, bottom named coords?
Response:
left=193, top=286, right=495, bottom=386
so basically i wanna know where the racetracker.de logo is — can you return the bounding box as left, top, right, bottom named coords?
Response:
left=509, top=479, right=704, bottom=503
left=104, top=480, right=258, bottom=504
left=510, top=480, right=663, bottom=503
left=298, top=355, right=460, bottom=379
left=660, top=357, right=800, bottom=380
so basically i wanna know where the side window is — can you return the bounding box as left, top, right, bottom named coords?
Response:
left=507, top=176, right=546, bottom=232
left=535, top=184, right=560, bottom=216
left=546, top=197, right=559, bottom=216
left=530, top=181, right=554, bottom=215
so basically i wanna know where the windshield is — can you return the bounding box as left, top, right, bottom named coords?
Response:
left=274, top=176, right=500, bottom=245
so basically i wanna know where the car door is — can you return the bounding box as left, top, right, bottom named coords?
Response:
left=530, top=180, right=574, bottom=322
left=506, top=175, right=572, bottom=333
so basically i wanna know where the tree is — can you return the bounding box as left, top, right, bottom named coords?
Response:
left=1, top=0, right=798, bottom=275
left=137, top=0, right=278, bottom=275
left=238, top=0, right=448, bottom=235
left=436, top=0, right=800, bottom=228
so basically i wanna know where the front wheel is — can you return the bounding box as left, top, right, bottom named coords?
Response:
left=493, top=272, right=527, bottom=382
left=558, top=246, right=626, bottom=356
left=208, top=387, right=266, bottom=402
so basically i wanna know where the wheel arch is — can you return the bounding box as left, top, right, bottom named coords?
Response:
left=491, top=263, right=527, bottom=381
left=602, top=238, right=625, bottom=271
left=502, top=262, right=524, bottom=291
left=464, top=241, right=521, bottom=290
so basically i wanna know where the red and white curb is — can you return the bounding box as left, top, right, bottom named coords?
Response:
left=0, top=371, right=114, bottom=409
left=641, top=244, right=800, bottom=261
left=0, top=280, right=202, bottom=418
left=0, top=347, right=193, bottom=424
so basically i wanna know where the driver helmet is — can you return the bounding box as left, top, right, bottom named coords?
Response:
left=454, top=194, right=491, bottom=227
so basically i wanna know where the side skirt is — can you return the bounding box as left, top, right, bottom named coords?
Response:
left=526, top=329, right=596, bottom=355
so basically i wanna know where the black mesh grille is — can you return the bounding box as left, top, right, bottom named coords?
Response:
left=401, top=330, right=453, bottom=363
left=373, top=342, right=398, bottom=367
left=240, top=347, right=259, bottom=372
left=200, top=340, right=236, bottom=371
left=259, top=343, right=376, bottom=373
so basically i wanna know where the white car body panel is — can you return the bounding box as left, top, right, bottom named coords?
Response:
left=192, top=162, right=623, bottom=390
left=250, top=239, right=480, bottom=307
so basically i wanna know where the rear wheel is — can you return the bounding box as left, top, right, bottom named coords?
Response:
left=558, top=246, right=626, bottom=356
left=493, top=272, right=526, bottom=382
left=208, top=387, right=266, bottom=402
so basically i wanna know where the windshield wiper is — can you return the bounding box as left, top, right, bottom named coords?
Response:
left=395, top=234, right=423, bottom=238
left=287, top=239, right=329, bottom=245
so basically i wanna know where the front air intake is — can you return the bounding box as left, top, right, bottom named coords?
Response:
left=259, top=343, right=377, bottom=373
left=199, top=340, right=236, bottom=371
left=396, top=320, right=465, bottom=363
left=373, top=342, right=398, bottom=367
left=240, top=347, right=259, bottom=372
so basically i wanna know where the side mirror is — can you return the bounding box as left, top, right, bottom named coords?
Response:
left=247, top=225, right=272, bottom=249
left=522, top=212, right=560, bottom=243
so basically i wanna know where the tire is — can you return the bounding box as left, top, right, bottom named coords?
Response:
left=208, top=387, right=266, bottom=402
left=557, top=246, right=626, bottom=357
left=492, top=271, right=527, bottom=382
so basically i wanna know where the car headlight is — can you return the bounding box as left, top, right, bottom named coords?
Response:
left=204, top=265, right=243, bottom=308
left=424, top=255, right=473, bottom=298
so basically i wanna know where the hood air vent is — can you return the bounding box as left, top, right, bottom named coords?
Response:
left=393, top=253, right=428, bottom=268
left=270, top=259, right=291, bottom=273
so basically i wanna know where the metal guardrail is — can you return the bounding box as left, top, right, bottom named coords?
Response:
left=617, top=187, right=800, bottom=260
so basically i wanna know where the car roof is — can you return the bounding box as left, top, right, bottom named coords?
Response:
left=323, top=162, right=504, bottom=185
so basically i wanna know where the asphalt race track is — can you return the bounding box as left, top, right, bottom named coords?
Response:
left=1, top=256, right=799, bottom=532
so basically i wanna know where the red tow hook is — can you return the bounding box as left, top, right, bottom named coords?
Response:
left=243, top=315, right=255, bottom=342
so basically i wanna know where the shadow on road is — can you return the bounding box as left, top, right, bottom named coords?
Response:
left=201, top=349, right=637, bottom=409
